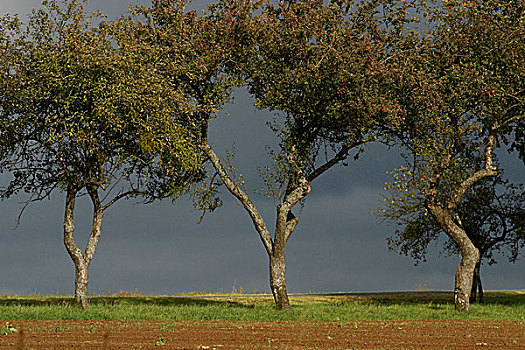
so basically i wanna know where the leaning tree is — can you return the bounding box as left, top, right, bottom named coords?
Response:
left=0, top=0, right=202, bottom=309
left=378, top=0, right=525, bottom=311
left=383, top=174, right=524, bottom=303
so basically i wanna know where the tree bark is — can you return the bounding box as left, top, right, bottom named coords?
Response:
left=470, top=266, right=477, bottom=303
left=269, top=249, right=290, bottom=309
left=453, top=245, right=479, bottom=312
left=199, top=142, right=274, bottom=255
left=477, top=264, right=484, bottom=304
left=74, top=261, right=89, bottom=310
left=424, top=134, right=495, bottom=311
left=199, top=140, right=324, bottom=310
left=200, top=141, right=295, bottom=309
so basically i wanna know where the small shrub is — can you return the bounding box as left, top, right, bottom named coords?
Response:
left=155, top=333, right=166, bottom=346
left=1, top=322, right=18, bottom=335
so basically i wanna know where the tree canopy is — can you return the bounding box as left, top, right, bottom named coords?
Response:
left=0, top=0, right=202, bottom=202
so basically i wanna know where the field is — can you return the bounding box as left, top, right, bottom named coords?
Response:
left=0, top=291, right=524, bottom=349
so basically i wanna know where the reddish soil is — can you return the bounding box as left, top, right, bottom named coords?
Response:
left=0, top=320, right=523, bottom=349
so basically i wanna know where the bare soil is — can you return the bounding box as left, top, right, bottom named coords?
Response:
left=0, top=320, right=523, bottom=349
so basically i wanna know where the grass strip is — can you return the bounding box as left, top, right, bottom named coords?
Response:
left=0, top=291, right=523, bottom=321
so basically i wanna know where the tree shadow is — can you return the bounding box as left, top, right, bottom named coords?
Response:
left=0, top=295, right=255, bottom=309
left=319, top=291, right=525, bottom=307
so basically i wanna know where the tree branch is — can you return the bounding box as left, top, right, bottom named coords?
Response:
left=448, top=134, right=497, bottom=211
left=63, top=186, right=85, bottom=266
left=84, top=184, right=104, bottom=264
left=200, top=141, right=274, bottom=255
left=101, top=190, right=142, bottom=211
left=284, top=211, right=299, bottom=244
left=308, top=138, right=366, bottom=182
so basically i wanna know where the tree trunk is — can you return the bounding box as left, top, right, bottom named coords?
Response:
left=470, top=261, right=483, bottom=304
left=269, top=249, right=290, bottom=310
left=454, top=245, right=479, bottom=312
left=74, top=261, right=89, bottom=310
left=269, top=205, right=299, bottom=310
left=427, top=204, right=480, bottom=312
left=63, top=187, right=88, bottom=309
left=426, top=133, right=496, bottom=312
left=470, top=267, right=477, bottom=303
left=477, top=268, right=484, bottom=304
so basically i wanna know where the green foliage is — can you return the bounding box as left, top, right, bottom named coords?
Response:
left=256, top=146, right=289, bottom=201
left=386, top=0, right=523, bottom=170
left=0, top=0, right=202, bottom=207
left=125, top=0, right=248, bottom=127
left=510, top=118, right=525, bottom=164
left=243, top=0, right=413, bottom=182
left=378, top=0, right=524, bottom=263
left=1, top=322, right=18, bottom=335
left=155, top=333, right=166, bottom=346
left=119, top=0, right=253, bottom=217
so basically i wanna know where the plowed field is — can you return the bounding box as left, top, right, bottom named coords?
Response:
left=1, top=319, right=523, bottom=349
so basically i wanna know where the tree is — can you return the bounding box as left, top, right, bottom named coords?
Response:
left=384, top=175, right=524, bottom=303
left=0, top=0, right=202, bottom=309
left=378, top=0, right=525, bottom=311
left=234, top=0, right=416, bottom=309
left=128, top=0, right=412, bottom=309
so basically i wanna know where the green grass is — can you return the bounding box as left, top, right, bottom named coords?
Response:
left=0, top=291, right=523, bottom=321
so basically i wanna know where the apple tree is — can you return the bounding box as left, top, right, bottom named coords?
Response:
left=378, top=0, right=524, bottom=311
left=384, top=175, right=524, bottom=303
left=0, top=0, right=202, bottom=309
left=127, top=0, right=416, bottom=309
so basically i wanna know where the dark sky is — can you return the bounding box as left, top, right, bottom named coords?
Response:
left=0, top=0, right=523, bottom=296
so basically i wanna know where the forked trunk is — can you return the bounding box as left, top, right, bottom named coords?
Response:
left=199, top=142, right=311, bottom=311
left=422, top=132, right=497, bottom=311
left=269, top=250, right=290, bottom=310
left=454, top=245, right=480, bottom=312
left=63, top=186, right=104, bottom=310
